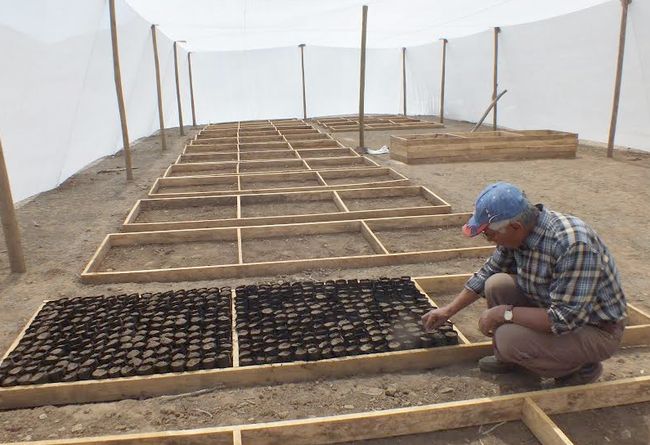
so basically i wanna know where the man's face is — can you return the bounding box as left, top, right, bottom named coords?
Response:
left=482, top=222, right=527, bottom=249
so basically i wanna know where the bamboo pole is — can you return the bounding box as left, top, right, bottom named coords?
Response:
left=188, top=52, right=197, bottom=127
left=173, top=40, right=185, bottom=136
left=150, top=24, right=167, bottom=151
left=402, top=47, right=407, bottom=116
left=0, top=138, right=25, bottom=273
left=607, top=0, right=632, bottom=158
left=358, top=5, right=368, bottom=150
left=299, top=44, right=307, bottom=119
left=492, top=27, right=500, bottom=130
left=109, top=0, right=133, bottom=180
left=439, top=38, right=447, bottom=124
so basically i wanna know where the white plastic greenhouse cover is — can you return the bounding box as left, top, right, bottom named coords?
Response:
left=0, top=0, right=649, bottom=202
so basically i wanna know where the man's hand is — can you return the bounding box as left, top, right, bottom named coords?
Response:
left=478, top=305, right=507, bottom=337
left=421, top=307, right=452, bottom=332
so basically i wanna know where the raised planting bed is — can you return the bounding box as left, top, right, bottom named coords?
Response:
left=122, top=186, right=451, bottom=232
left=297, top=148, right=360, bottom=158
left=289, top=139, right=344, bottom=150
left=235, top=278, right=458, bottom=366
left=149, top=167, right=409, bottom=198
left=390, top=130, right=578, bottom=164
left=0, top=288, right=232, bottom=387
left=82, top=214, right=493, bottom=283
left=314, top=115, right=444, bottom=132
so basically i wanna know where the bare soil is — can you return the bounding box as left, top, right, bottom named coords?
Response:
left=341, top=195, right=433, bottom=211
left=135, top=204, right=238, bottom=223
left=373, top=227, right=491, bottom=253
left=240, top=177, right=321, bottom=190
left=0, top=118, right=650, bottom=442
left=241, top=199, right=340, bottom=217
left=241, top=233, right=375, bottom=263
left=324, top=174, right=397, bottom=186
left=168, top=166, right=236, bottom=177
left=157, top=182, right=238, bottom=194
left=99, top=240, right=239, bottom=271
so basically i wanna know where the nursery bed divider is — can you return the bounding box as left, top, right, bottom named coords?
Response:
left=176, top=147, right=360, bottom=165
left=314, top=115, right=444, bottom=132
left=81, top=214, right=493, bottom=283
left=390, top=130, right=578, bottom=164
left=149, top=167, right=408, bottom=198
left=3, top=273, right=650, bottom=414
left=195, top=154, right=376, bottom=175
left=123, top=185, right=452, bottom=232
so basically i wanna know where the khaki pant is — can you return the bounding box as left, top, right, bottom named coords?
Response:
left=486, top=273, right=624, bottom=378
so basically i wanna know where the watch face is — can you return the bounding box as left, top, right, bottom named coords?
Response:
left=504, top=310, right=513, bottom=321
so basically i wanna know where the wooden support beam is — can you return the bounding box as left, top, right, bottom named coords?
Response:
left=471, top=90, right=508, bottom=132
left=150, top=25, right=167, bottom=151
left=299, top=44, right=307, bottom=119
left=607, top=0, right=632, bottom=158
left=188, top=52, right=197, bottom=127
left=0, top=138, right=26, bottom=272
left=439, top=38, right=447, bottom=124
left=358, top=5, right=368, bottom=150
left=522, top=398, right=575, bottom=445
left=109, top=0, right=134, bottom=180
left=492, top=27, right=500, bottom=131
left=173, top=40, right=185, bottom=136
left=402, top=47, right=407, bottom=116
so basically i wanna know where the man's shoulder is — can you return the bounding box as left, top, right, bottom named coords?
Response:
left=544, top=210, right=595, bottom=248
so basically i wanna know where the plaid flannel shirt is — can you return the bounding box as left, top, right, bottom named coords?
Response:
left=465, top=205, right=627, bottom=335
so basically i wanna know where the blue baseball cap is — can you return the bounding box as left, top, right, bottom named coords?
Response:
left=462, top=182, right=529, bottom=237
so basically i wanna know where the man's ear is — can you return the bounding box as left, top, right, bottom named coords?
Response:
left=510, top=221, right=524, bottom=231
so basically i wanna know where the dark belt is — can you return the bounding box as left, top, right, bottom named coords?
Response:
left=594, top=320, right=625, bottom=335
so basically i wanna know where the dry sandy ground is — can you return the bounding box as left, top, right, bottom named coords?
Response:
left=0, top=118, right=649, bottom=443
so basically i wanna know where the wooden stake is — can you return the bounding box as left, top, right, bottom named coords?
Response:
left=174, top=40, right=185, bottom=136
left=151, top=24, right=167, bottom=151
left=471, top=89, right=507, bottom=132
left=188, top=52, right=197, bottom=127
left=439, top=39, right=447, bottom=124
left=492, top=27, right=500, bottom=131
left=402, top=47, right=407, bottom=116
left=359, top=5, right=368, bottom=150
left=0, top=138, right=26, bottom=273
left=607, top=0, right=632, bottom=158
left=109, top=0, right=134, bottom=180
left=299, top=44, right=307, bottom=119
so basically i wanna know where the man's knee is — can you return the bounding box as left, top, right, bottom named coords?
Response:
left=485, top=273, right=517, bottom=306
left=493, top=324, right=537, bottom=363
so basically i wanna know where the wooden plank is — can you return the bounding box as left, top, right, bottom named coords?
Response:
left=361, top=221, right=389, bottom=254
left=331, top=191, right=350, bottom=212
left=521, top=398, right=574, bottom=445
left=628, top=304, right=650, bottom=325
left=0, top=343, right=491, bottom=410
left=81, top=235, right=113, bottom=274
left=237, top=228, right=243, bottom=264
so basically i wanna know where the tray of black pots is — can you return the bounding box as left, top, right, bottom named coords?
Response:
left=234, top=277, right=459, bottom=366
left=0, top=287, right=233, bottom=387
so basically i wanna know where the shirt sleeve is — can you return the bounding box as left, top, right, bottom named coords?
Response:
left=547, top=242, right=601, bottom=335
left=464, top=246, right=516, bottom=296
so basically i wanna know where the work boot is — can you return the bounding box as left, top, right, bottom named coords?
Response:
left=478, top=355, right=517, bottom=374
left=555, top=362, right=603, bottom=386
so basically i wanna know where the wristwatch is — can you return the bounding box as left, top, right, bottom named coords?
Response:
left=504, top=305, right=514, bottom=322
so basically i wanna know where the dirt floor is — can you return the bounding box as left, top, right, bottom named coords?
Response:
left=1, top=117, right=650, bottom=443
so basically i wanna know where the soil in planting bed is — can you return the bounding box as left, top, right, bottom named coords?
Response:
left=240, top=177, right=322, bottom=191
left=241, top=232, right=374, bottom=262
left=0, top=288, right=233, bottom=387
left=99, top=240, right=239, bottom=271
left=342, top=194, right=435, bottom=211
left=240, top=151, right=299, bottom=161
left=156, top=182, right=239, bottom=194
left=179, top=153, right=238, bottom=162
left=134, top=204, right=238, bottom=223
left=234, top=278, right=460, bottom=366
left=324, top=174, right=397, bottom=186
left=168, top=166, right=237, bottom=177
left=241, top=198, right=340, bottom=218
left=429, top=293, right=489, bottom=343
left=238, top=162, right=308, bottom=173
left=298, top=149, right=353, bottom=158
left=374, top=227, right=491, bottom=253
left=339, top=421, right=539, bottom=445
left=552, top=402, right=650, bottom=445
left=238, top=145, right=291, bottom=152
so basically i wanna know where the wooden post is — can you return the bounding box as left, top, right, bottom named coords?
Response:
left=471, top=89, right=508, bottom=132
left=0, top=138, right=26, bottom=273
left=359, top=5, right=368, bottom=150
left=492, top=27, right=500, bottom=130
left=188, top=52, right=197, bottom=127
left=173, top=40, right=185, bottom=136
left=299, top=44, right=307, bottom=119
left=607, top=0, right=632, bottom=158
left=439, top=38, right=447, bottom=124
left=109, top=0, right=133, bottom=180
left=402, top=47, right=407, bottom=116
left=150, top=24, right=167, bottom=151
